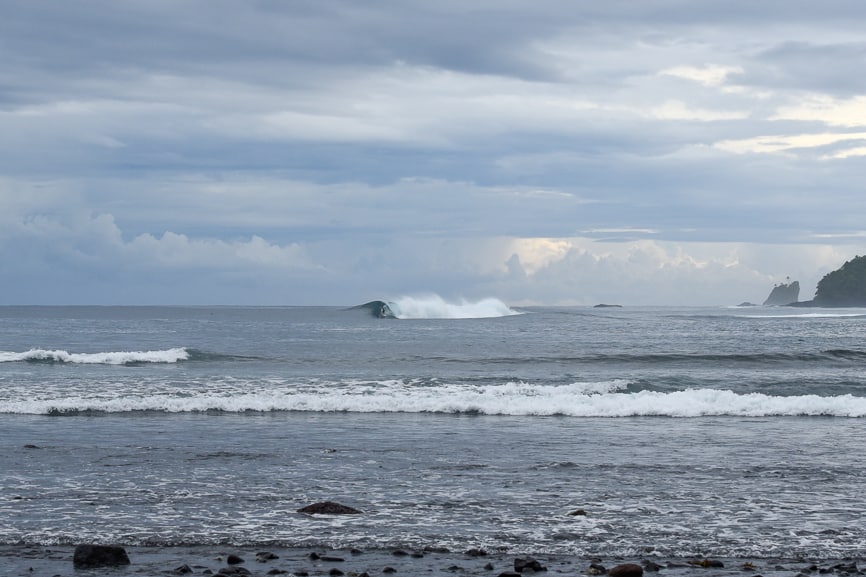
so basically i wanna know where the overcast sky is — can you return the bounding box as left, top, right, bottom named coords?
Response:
left=3, top=1, right=866, bottom=306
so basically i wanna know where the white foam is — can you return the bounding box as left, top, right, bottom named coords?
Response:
left=270, top=383, right=866, bottom=418
left=3, top=378, right=866, bottom=417
left=0, top=348, right=189, bottom=365
left=388, top=295, right=519, bottom=319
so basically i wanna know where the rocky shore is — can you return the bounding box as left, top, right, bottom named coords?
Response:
left=1, top=543, right=864, bottom=577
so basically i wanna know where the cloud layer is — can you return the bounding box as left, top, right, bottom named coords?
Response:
left=2, top=1, right=866, bottom=305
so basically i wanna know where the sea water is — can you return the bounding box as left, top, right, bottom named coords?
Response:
left=1, top=302, right=865, bottom=560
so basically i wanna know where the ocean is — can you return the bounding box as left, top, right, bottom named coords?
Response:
left=2, top=300, right=866, bottom=565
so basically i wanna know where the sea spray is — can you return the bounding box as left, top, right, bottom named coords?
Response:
left=388, top=295, right=520, bottom=319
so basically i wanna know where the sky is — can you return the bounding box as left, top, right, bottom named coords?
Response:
left=2, top=1, right=866, bottom=306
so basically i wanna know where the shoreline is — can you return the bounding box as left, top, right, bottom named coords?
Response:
left=1, top=544, right=863, bottom=577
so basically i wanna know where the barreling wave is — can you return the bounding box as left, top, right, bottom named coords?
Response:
left=5, top=379, right=866, bottom=417
left=0, top=348, right=190, bottom=365
left=355, top=295, right=520, bottom=319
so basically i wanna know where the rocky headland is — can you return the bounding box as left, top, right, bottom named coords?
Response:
left=763, top=280, right=800, bottom=306
left=793, top=255, right=866, bottom=307
left=756, top=256, right=866, bottom=308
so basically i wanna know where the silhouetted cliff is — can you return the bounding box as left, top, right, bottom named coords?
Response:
left=811, top=255, right=866, bottom=306
left=763, top=280, right=799, bottom=306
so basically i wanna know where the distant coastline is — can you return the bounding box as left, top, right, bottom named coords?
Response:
left=791, top=255, right=866, bottom=307
left=759, top=255, right=866, bottom=308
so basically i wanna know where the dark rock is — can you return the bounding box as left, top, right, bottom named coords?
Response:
left=642, top=560, right=662, bottom=572
left=764, top=280, right=799, bottom=305
left=608, top=563, right=644, bottom=577
left=309, top=552, right=320, bottom=560
left=392, top=550, right=409, bottom=556
left=173, top=564, right=194, bottom=574
left=23, top=444, right=41, bottom=449
left=588, top=563, right=607, bottom=575
left=351, top=549, right=364, bottom=556
left=297, top=501, right=362, bottom=514
left=72, top=544, right=131, bottom=568
left=484, top=562, right=495, bottom=570
left=568, top=509, right=588, bottom=516
left=215, top=567, right=252, bottom=576
left=256, top=551, right=279, bottom=562
left=330, top=569, right=344, bottom=576
left=383, top=567, right=397, bottom=573
left=267, top=570, right=290, bottom=575
left=499, top=572, right=522, bottom=577
left=594, top=304, right=622, bottom=308
left=294, top=571, right=309, bottom=576
left=321, top=556, right=345, bottom=562
left=515, top=557, right=547, bottom=572
left=227, top=554, right=244, bottom=565
left=466, top=548, right=488, bottom=557
left=411, top=551, right=425, bottom=558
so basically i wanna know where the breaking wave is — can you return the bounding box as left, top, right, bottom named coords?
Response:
left=4, top=379, right=866, bottom=417
left=0, top=348, right=190, bottom=365
left=386, top=295, right=520, bottom=319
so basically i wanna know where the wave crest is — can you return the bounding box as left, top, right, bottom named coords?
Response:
left=0, top=348, right=189, bottom=365
left=5, top=379, right=866, bottom=417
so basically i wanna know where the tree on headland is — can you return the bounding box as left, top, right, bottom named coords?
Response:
left=813, top=255, right=866, bottom=306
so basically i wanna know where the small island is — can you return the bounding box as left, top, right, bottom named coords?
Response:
left=793, top=255, right=866, bottom=307
left=763, top=279, right=800, bottom=306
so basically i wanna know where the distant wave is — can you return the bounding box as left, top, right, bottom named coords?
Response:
left=5, top=379, right=866, bottom=417
left=362, top=295, right=520, bottom=319
left=456, top=349, right=866, bottom=365
left=0, top=348, right=190, bottom=365
left=741, top=312, right=866, bottom=319
left=401, top=349, right=866, bottom=366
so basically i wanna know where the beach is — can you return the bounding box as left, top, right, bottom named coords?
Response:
left=2, top=543, right=863, bottom=577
